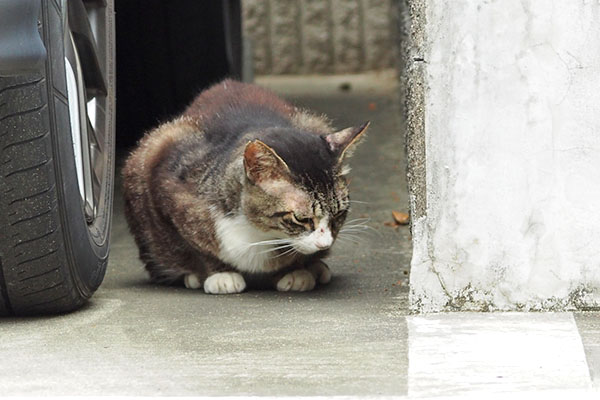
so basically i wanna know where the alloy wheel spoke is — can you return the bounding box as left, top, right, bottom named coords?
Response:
left=67, top=0, right=107, bottom=97
left=64, top=0, right=108, bottom=224
left=88, top=116, right=104, bottom=188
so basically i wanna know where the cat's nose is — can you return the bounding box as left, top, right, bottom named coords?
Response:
left=315, top=234, right=333, bottom=250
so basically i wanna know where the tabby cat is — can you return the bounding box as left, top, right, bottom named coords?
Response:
left=122, top=79, right=368, bottom=294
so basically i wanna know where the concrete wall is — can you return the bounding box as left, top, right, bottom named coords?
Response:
left=405, top=0, right=600, bottom=312
left=242, top=0, right=397, bottom=74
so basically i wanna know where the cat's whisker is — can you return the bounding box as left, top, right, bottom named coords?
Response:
left=250, top=238, right=290, bottom=244
left=340, top=231, right=368, bottom=236
left=336, top=234, right=359, bottom=242
left=271, top=243, right=293, bottom=250
left=271, top=247, right=298, bottom=259
left=341, top=222, right=381, bottom=236
left=342, top=224, right=371, bottom=230
left=245, top=239, right=291, bottom=248
left=346, top=217, right=371, bottom=221
left=341, top=226, right=375, bottom=234
left=343, top=230, right=381, bottom=239
left=339, top=232, right=364, bottom=239
left=337, top=240, right=361, bottom=247
left=338, top=237, right=365, bottom=245
left=341, top=226, right=369, bottom=232
left=349, top=200, right=369, bottom=204
left=345, top=217, right=371, bottom=225
left=336, top=235, right=362, bottom=245
left=256, top=243, right=294, bottom=255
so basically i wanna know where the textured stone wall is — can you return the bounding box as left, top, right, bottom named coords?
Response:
left=243, top=0, right=397, bottom=74
left=406, top=0, right=600, bottom=312
left=399, top=0, right=426, bottom=223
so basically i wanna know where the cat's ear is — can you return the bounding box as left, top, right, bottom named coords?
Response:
left=243, top=140, right=291, bottom=184
left=325, top=121, right=370, bottom=165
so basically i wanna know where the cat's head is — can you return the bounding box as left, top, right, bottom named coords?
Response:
left=241, top=122, right=369, bottom=255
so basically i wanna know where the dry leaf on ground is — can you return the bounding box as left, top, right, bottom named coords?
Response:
left=392, top=211, right=410, bottom=225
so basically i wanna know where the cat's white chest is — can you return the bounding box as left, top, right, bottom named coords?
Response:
left=213, top=213, right=282, bottom=273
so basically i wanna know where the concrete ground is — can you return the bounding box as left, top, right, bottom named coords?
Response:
left=1, top=73, right=599, bottom=397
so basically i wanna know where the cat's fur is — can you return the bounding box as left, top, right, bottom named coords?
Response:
left=122, top=79, right=368, bottom=294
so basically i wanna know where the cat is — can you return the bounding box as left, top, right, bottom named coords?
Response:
left=122, top=79, right=368, bottom=294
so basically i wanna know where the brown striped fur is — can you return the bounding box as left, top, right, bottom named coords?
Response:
left=122, top=79, right=367, bottom=291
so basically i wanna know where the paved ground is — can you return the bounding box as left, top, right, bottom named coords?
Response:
left=1, top=73, right=599, bottom=397
left=0, top=72, right=411, bottom=396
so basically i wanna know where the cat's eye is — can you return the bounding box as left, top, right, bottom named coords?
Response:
left=282, top=213, right=314, bottom=230
left=291, top=214, right=312, bottom=225
left=270, top=211, right=290, bottom=218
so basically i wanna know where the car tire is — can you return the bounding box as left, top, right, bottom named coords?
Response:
left=0, top=0, right=115, bottom=316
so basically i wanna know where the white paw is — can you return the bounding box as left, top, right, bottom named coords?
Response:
left=307, top=261, right=332, bottom=284
left=277, top=269, right=316, bottom=292
left=204, top=272, right=246, bottom=294
left=184, top=273, right=202, bottom=289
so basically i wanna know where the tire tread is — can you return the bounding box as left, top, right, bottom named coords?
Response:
left=0, top=0, right=114, bottom=316
left=0, top=72, right=81, bottom=316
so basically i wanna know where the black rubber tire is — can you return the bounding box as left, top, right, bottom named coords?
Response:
left=0, top=0, right=115, bottom=316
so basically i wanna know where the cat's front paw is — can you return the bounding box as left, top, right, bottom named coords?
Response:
left=184, top=273, right=203, bottom=289
left=276, top=269, right=316, bottom=292
left=185, top=272, right=246, bottom=294
left=307, top=260, right=332, bottom=284
left=204, top=272, right=247, bottom=294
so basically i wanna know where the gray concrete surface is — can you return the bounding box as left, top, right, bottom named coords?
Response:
left=575, top=313, right=600, bottom=388
left=0, top=73, right=411, bottom=396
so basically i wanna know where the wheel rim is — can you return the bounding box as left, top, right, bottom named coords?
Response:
left=63, top=0, right=109, bottom=225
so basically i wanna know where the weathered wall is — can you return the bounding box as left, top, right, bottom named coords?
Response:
left=406, top=0, right=600, bottom=312
left=243, top=0, right=397, bottom=74
left=399, top=0, right=426, bottom=222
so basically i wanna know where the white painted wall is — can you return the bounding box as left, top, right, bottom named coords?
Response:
left=411, top=0, right=600, bottom=311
